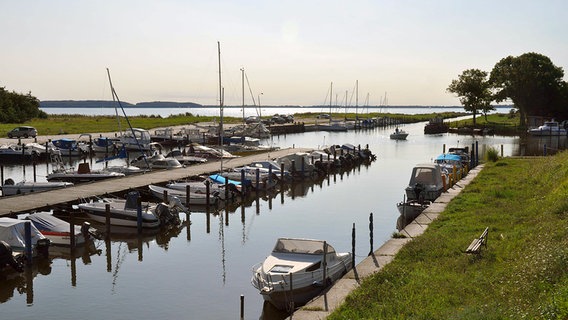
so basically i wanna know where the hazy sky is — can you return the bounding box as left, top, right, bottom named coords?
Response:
left=2, top=0, right=567, bottom=107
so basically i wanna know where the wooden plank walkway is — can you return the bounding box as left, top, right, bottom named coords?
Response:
left=0, top=147, right=311, bottom=216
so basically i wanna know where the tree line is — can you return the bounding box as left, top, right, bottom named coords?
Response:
left=447, top=52, right=567, bottom=127
left=0, top=87, right=47, bottom=123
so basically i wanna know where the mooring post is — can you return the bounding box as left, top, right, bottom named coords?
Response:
left=475, top=141, right=479, bottom=166
left=69, top=211, right=76, bottom=249
left=368, top=213, right=373, bottom=256
left=185, top=185, right=191, bottom=209
left=206, top=180, right=211, bottom=210
left=268, top=166, right=273, bottom=186
left=301, top=156, right=305, bottom=177
left=226, top=174, right=230, bottom=199
left=240, top=169, right=246, bottom=198
left=280, top=162, right=285, bottom=183
left=163, top=190, right=168, bottom=203
left=443, top=143, right=446, bottom=153
left=351, top=223, right=356, bottom=269
left=25, top=221, right=32, bottom=265
left=240, top=294, right=244, bottom=320
left=137, top=196, right=143, bottom=233
left=501, top=144, right=504, bottom=157
left=105, top=203, right=111, bottom=237
left=33, top=162, right=37, bottom=182
left=255, top=168, right=260, bottom=190
left=0, top=166, right=3, bottom=192
left=544, top=144, right=547, bottom=156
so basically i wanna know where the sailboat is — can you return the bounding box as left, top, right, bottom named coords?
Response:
left=318, top=82, right=347, bottom=132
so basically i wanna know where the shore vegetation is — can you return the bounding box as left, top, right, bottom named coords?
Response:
left=328, top=153, right=568, bottom=319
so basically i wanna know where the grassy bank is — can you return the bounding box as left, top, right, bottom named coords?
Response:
left=0, top=111, right=466, bottom=137
left=329, top=153, right=568, bottom=319
left=446, top=112, right=523, bottom=135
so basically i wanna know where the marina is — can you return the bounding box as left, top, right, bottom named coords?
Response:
left=0, top=110, right=560, bottom=319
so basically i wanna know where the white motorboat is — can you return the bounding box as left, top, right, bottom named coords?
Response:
left=528, top=121, right=567, bottom=136
left=166, top=179, right=239, bottom=200
left=0, top=143, right=40, bottom=162
left=47, top=162, right=125, bottom=183
left=51, top=138, right=90, bottom=157
left=130, top=153, right=183, bottom=170
left=251, top=238, right=352, bottom=310
left=118, top=128, right=153, bottom=151
left=165, top=149, right=208, bottom=165
left=148, top=184, right=216, bottom=206
left=389, top=128, right=409, bottom=140
left=1, top=178, right=73, bottom=196
left=404, top=163, right=446, bottom=202
left=77, top=191, right=167, bottom=229
left=0, top=217, right=50, bottom=269
left=25, top=211, right=89, bottom=246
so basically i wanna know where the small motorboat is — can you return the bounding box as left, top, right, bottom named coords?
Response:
left=0, top=217, right=50, bottom=271
left=148, top=184, right=216, bottom=206
left=1, top=178, right=74, bottom=196
left=166, top=179, right=239, bottom=200
left=51, top=138, right=90, bottom=157
left=404, top=163, right=446, bottom=202
left=25, top=211, right=89, bottom=246
left=77, top=191, right=182, bottom=229
left=130, top=153, right=183, bottom=170
left=47, top=162, right=125, bottom=183
left=251, top=238, right=352, bottom=310
left=164, top=149, right=208, bottom=165
left=389, top=128, right=409, bottom=140
left=527, top=120, right=567, bottom=136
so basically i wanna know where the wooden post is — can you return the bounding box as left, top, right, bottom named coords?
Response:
left=105, top=203, right=111, bottom=237
left=544, top=144, right=547, bottom=156
left=137, top=196, right=143, bottom=233
left=240, top=294, right=245, bottom=320
left=368, top=213, right=373, bottom=256
left=163, top=190, right=168, bottom=203
left=69, top=211, right=76, bottom=248
left=280, top=162, right=285, bottom=183
left=351, top=223, right=356, bottom=269
left=255, top=168, right=260, bottom=190
left=25, top=221, right=32, bottom=265
left=205, top=180, right=211, bottom=210
left=225, top=173, right=230, bottom=199
left=443, top=144, right=446, bottom=153
left=33, top=162, right=37, bottom=182
left=1, top=166, right=3, bottom=192
left=322, top=241, right=328, bottom=286
left=185, top=185, right=191, bottom=209
left=501, top=144, right=504, bottom=157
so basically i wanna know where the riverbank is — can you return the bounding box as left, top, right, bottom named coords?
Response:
left=318, top=153, right=568, bottom=319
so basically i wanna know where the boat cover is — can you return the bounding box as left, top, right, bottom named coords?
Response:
left=0, top=217, right=45, bottom=250
left=209, top=174, right=241, bottom=186
left=26, top=212, right=81, bottom=235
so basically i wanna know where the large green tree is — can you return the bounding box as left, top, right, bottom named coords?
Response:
left=0, top=87, right=47, bottom=123
left=489, top=52, right=566, bottom=126
left=447, top=69, right=494, bottom=126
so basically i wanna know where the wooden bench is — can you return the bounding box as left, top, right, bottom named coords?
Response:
left=465, top=227, right=489, bottom=254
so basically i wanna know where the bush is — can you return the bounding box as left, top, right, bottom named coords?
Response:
left=486, top=146, right=499, bottom=162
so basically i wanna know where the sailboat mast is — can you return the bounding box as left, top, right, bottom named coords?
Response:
left=218, top=41, right=224, bottom=171
left=329, top=82, right=333, bottom=119
left=241, top=67, right=245, bottom=123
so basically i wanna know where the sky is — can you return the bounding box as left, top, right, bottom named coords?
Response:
left=1, top=0, right=567, bottom=107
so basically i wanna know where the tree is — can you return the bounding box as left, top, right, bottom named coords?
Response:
left=447, top=69, right=493, bottom=126
left=489, top=52, right=566, bottom=126
left=0, top=87, right=47, bottom=123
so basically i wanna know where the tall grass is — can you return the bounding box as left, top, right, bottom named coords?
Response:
left=329, top=153, right=568, bottom=319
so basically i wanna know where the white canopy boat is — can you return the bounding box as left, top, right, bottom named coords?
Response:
left=24, top=211, right=89, bottom=246
left=251, top=238, right=352, bottom=310
left=528, top=120, right=567, bottom=136
left=1, top=178, right=73, bottom=196
left=47, top=162, right=125, bottom=183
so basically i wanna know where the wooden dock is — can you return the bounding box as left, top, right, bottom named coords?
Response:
left=0, top=147, right=311, bottom=217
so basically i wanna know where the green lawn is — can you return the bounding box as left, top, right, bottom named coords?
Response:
left=328, top=153, right=568, bottom=319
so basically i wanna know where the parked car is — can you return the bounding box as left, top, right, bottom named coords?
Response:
left=317, top=114, right=331, bottom=119
left=7, top=126, right=37, bottom=138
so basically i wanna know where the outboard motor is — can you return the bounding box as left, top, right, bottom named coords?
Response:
left=3, top=178, right=15, bottom=186
left=413, top=183, right=424, bottom=201
left=0, top=240, right=24, bottom=272
left=81, top=221, right=91, bottom=240
left=36, top=238, right=51, bottom=259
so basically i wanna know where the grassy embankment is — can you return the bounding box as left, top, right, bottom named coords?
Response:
left=0, top=111, right=466, bottom=138
left=328, top=153, right=568, bottom=319
left=446, top=112, right=524, bottom=135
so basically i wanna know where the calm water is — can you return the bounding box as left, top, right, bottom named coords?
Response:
left=1, top=108, right=556, bottom=319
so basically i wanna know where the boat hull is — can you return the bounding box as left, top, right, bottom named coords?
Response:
left=78, top=201, right=160, bottom=229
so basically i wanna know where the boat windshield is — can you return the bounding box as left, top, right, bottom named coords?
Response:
left=272, top=238, right=336, bottom=255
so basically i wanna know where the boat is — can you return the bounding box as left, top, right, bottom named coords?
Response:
left=403, top=163, right=446, bottom=202
left=91, top=136, right=118, bottom=154
left=77, top=191, right=182, bottom=229
left=0, top=217, right=50, bottom=267
left=118, top=128, right=153, bottom=151
left=51, top=138, right=90, bottom=157
left=185, top=143, right=239, bottom=159
left=1, top=178, right=73, bottom=196
left=251, top=238, right=352, bottom=310
left=130, top=152, right=183, bottom=170
left=148, top=184, right=216, bottom=206
left=164, top=149, right=208, bottom=165
left=389, top=128, right=409, bottom=140
left=434, top=153, right=464, bottom=175
left=424, top=116, right=449, bottom=134
left=0, top=144, right=40, bottom=163
left=166, top=179, right=239, bottom=200
left=47, top=162, right=125, bottom=183
left=527, top=120, right=567, bottom=136
left=24, top=211, right=89, bottom=246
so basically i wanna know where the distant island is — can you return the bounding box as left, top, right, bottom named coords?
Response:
left=39, top=100, right=513, bottom=109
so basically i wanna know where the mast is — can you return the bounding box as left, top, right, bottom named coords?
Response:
left=218, top=41, right=224, bottom=171
left=329, top=82, right=333, bottom=121
left=241, top=67, right=245, bottom=123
